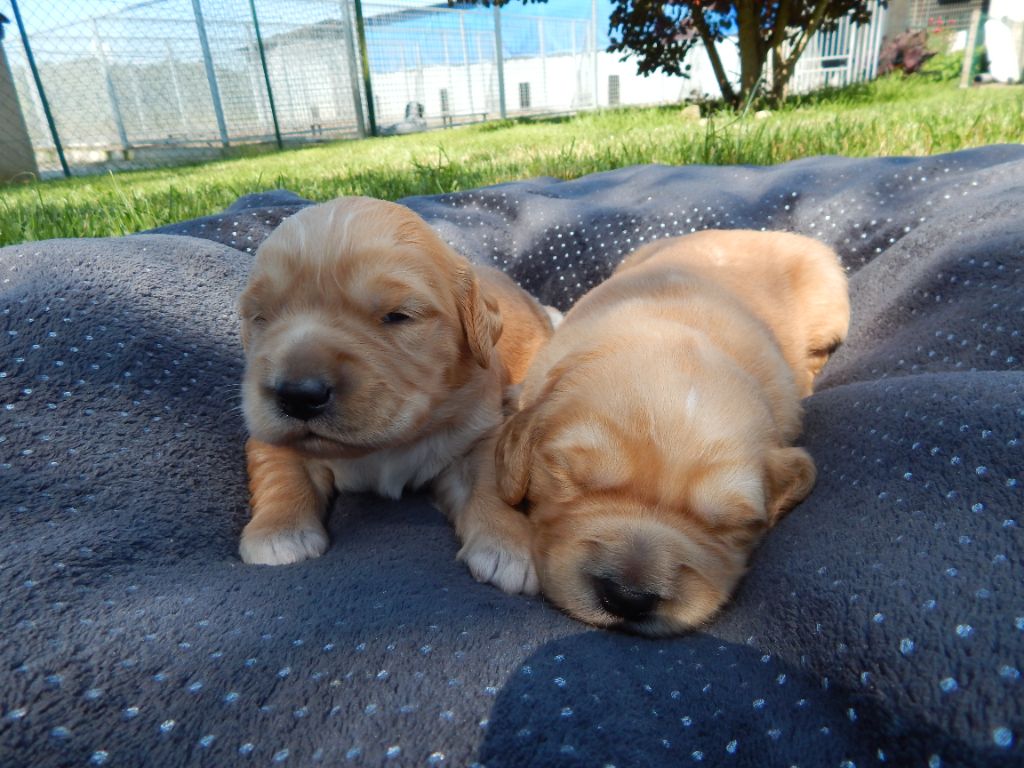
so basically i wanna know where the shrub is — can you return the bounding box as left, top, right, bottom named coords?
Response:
left=878, top=30, right=938, bottom=75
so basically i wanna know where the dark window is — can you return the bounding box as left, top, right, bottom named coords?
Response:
left=608, top=75, right=620, bottom=106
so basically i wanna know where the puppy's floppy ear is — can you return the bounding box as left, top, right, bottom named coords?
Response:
left=497, top=357, right=580, bottom=506
left=495, top=402, right=541, bottom=506
left=455, top=268, right=503, bottom=369
left=764, top=446, right=817, bottom=526
left=544, top=421, right=630, bottom=499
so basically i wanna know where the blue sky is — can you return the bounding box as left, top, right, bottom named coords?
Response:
left=2, top=0, right=620, bottom=63
left=2, top=0, right=617, bottom=36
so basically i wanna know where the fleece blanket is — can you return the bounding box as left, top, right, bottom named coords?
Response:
left=1, top=145, right=1022, bottom=768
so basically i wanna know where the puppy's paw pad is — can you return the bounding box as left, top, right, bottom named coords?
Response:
left=239, top=524, right=328, bottom=566
left=459, top=538, right=539, bottom=595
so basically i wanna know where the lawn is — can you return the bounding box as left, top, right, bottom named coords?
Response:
left=1, top=76, right=1021, bottom=247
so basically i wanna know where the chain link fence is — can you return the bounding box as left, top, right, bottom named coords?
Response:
left=0, top=0, right=892, bottom=180
left=906, top=0, right=982, bottom=33
left=2, top=0, right=615, bottom=178
left=900, top=0, right=1024, bottom=85
left=2, top=0, right=370, bottom=178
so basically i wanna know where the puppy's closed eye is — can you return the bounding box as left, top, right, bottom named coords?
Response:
left=381, top=311, right=413, bottom=324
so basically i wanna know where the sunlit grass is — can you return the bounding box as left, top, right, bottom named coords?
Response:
left=1, top=76, right=1021, bottom=246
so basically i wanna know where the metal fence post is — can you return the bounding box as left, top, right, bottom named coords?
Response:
left=351, top=0, right=378, bottom=136
left=191, top=0, right=230, bottom=147
left=591, top=0, right=599, bottom=108
left=493, top=3, right=506, bottom=119
left=9, top=0, right=69, bottom=176
left=959, top=7, right=984, bottom=88
left=538, top=17, right=547, bottom=109
left=91, top=19, right=130, bottom=154
left=165, top=42, right=188, bottom=134
left=248, top=0, right=282, bottom=149
left=460, top=14, right=475, bottom=114
left=339, top=0, right=367, bottom=138
left=129, top=68, right=147, bottom=137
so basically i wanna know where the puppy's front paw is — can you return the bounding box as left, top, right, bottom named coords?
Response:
left=458, top=533, right=539, bottom=595
left=239, top=521, right=329, bottom=566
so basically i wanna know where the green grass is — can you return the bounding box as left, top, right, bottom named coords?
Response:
left=1, top=76, right=1021, bottom=247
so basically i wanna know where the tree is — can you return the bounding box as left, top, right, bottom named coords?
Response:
left=608, top=1, right=886, bottom=108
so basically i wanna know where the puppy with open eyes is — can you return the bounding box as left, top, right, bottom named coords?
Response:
left=496, top=229, right=850, bottom=636
left=238, top=196, right=553, bottom=594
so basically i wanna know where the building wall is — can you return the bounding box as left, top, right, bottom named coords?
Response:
left=368, top=42, right=740, bottom=129
left=0, top=42, right=39, bottom=180
left=885, top=0, right=914, bottom=35
left=266, top=37, right=363, bottom=135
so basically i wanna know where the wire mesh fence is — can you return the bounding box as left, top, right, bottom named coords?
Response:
left=0, top=0, right=892, bottom=180
left=903, top=0, right=1024, bottom=86
left=1, top=0, right=371, bottom=178
left=364, top=1, right=600, bottom=130
left=907, top=0, right=983, bottom=33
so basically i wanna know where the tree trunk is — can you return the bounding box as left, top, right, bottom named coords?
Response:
left=771, top=50, right=789, bottom=104
left=769, top=0, right=793, bottom=105
left=735, top=0, right=765, bottom=106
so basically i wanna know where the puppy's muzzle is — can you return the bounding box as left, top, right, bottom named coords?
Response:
left=593, top=576, right=660, bottom=621
left=275, top=378, right=332, bottom=421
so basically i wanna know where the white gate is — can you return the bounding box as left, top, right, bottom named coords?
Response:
left=788, top=2, right=889, bottom=94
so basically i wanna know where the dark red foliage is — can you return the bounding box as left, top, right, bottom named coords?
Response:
left=877, top=30, right=937, bottom=75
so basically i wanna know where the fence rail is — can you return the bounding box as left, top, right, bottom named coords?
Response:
left=0, top=0, right=889, bottom=180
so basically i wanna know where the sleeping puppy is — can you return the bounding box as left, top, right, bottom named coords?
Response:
left=238, top=196, right=553, bottom=594
left=496, top=230, right=850, bottom=635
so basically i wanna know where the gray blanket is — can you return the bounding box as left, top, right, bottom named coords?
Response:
left=2, top=145, right=1022, bottom=767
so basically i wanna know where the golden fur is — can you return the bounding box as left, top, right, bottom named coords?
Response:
left=238, top=196, right=553, bottom=594
left=495, top=229, right=850, bottom=635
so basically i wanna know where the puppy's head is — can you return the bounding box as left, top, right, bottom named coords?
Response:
left=496, top=349, right=815, bottom=636
left=240, top=197, right=502, bottom=456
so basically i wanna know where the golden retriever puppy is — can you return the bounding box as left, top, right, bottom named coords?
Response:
left=496, top=229, right=849, bottom=635
left=238, top=196, right=553, bottom=594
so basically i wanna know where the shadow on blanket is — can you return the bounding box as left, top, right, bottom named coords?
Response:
left=1, top=145, right=1021, bottom=767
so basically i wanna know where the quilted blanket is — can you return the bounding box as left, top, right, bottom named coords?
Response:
left=1, top=145, right=1022, bottom=767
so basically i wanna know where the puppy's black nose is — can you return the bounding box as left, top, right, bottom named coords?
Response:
left=275, top=378, right=332, bottom=421
left=594, top=576, right=660, bottom=622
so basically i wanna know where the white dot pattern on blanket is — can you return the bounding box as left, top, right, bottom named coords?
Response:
left=2, top=151, right=1023, bottom=766
left=400, top=161, right=998, bottom=322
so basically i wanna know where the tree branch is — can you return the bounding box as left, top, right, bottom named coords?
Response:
left=769, top=0, right=792, bottom=51
left=783, top=0, right=833, bottom=73
left=769, top=0, right=794, bottom=100
left=689, top=7, right=737, bottom=105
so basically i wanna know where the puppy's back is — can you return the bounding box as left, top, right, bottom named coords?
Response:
left=615, top=230, right=850, bottom=396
